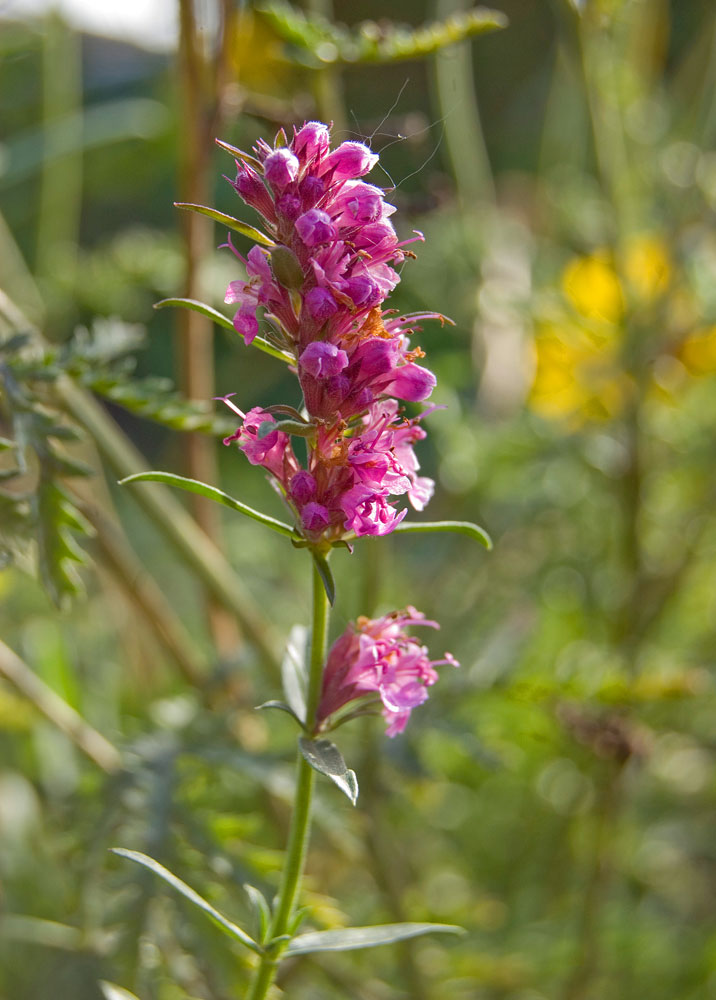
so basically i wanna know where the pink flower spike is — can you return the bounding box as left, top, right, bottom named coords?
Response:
left=317, top=608, right=458, bottom=736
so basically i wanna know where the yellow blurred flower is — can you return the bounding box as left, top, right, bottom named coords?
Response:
left=624, top=234, right=671, bottom=302
left=679, top=326, right=716, bottom=376
left=562, top=252, right=624, bottom=324
left=530, top=321, right=630, bottom=425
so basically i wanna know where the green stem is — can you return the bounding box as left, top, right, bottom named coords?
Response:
left=246, top=558, right=330, bottom=999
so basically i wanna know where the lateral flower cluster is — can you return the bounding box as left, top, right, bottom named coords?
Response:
left=219, top=121, right=447, bottom=542
left=317, top=608, right=458, bottom=736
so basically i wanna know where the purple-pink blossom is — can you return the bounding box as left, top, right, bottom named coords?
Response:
left=218, top=122, right=448, bottom=545
left=317, top=608, right=458, bottom=736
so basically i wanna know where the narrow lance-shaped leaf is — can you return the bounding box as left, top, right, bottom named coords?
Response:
left=174, top=202, right=275, bottom=247
left=119, top=472, right=298, bottom=539
left=110, top=848, right=261, bottom=954
left=256, top=700, right=306, bottom=729
left=312, top=550, right=335, bottom=605
left=299, top=737, right=359, bottom=805
left=392, top=519, right=492, bottom=550
left=284, top=921, right=464, bottom=956
left=153, top=298, right=294, bottom=364
left=244, top=884, right=272, bottom=944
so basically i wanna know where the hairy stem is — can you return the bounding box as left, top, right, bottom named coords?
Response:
left=246, top=558, right=330, bottom=1000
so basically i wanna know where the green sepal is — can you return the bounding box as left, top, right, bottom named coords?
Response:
left=174, top=202, right=275, bottom=247
left=256, top=418, right=314, bottom=440
left=118, top=472, right=297, bottom=539
left=284, top=921, right=464, bottom=957
left=153, top=298, right=294, bottom=364
left=271, top=245, right=305, bottom=289
left=299, top=737, right=359, bottom=805
left=110, top=848, right=262, bottom=954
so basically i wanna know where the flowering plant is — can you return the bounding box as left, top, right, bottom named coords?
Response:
left=116, top=122, right=489, bottom=998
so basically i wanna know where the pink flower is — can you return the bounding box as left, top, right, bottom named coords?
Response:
left=218, top=123, right=445, bottom=545
left=317, top=608, right=458, bottom=736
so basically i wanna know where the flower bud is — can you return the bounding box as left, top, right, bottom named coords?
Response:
left=299, top=175, right=325, bottom=207
left=264, top=148, right=300, bottom=189
left=293, top=121, right=330, bottom=162
left=386, top=363, right=436, bottom=402
left=289, top=470, right=317, bottom=505
left=276, top=193, right=302, bottom=220
left=296, top=208, right=336, bottom=247
left=300, top=341, right=348, bottom=377
left=321, top=141, right=379, bottom=180
left=301, top=501, right=331, bottom=533
left=304, top=287, right=338, bottom=324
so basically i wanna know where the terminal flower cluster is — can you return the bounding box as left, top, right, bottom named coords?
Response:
left=219, top=121, right=447, bottom=542
left=317, top=608, right=458, bottom=736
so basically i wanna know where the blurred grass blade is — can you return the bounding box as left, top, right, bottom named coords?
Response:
left=174, top=203, right=275, bottom=246
left=285, top=921, right=463, bottom=956
left=154, top=298, right=294, bottom=364
left=110, top=848, right=261, bottom=954
left=393, top=519, right=492, bottom=549
left=119, top=472, right=297, bottom=538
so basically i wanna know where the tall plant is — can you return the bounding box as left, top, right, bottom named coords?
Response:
left=113, top=122, right=490, bottom=996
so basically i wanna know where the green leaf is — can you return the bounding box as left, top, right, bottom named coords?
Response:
left=99, top=983, right=142, bottom=1000
left=312, top=550, right=335, bottom=605
left=153, top=298, right=295, bottom=364
left=281, top=624, right=308, bottom=722
left=256, top=700, right=306, bottom=729
left=299, top=737, right=358, bottom=805
left=174, top=202, right=275, bottom=247
left=110, top=848, right=261, bottom=954
left=118, top=472, right=297, bottom=539
left=244, top=884, right=272, bottom=944
left=284, top=921, right=464, bottom=957
left=392, top=519, right=492, bottom=550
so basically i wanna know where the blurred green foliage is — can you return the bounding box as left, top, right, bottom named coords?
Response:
left=2, top=1, right=716, bottom=998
